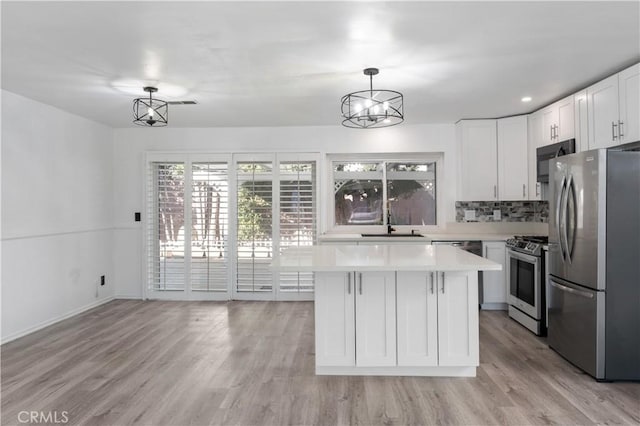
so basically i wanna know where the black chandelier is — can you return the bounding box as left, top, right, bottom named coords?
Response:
left=341, top=68, right=404, bottom=129
left=133, top=86, right=168, bottom=127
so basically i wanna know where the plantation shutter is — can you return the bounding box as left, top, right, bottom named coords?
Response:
left=236, top=161, right=274, bottom=293
left=148, top=162, right=186, bottom=291
left=190, top=163, right=229, bottom=292
left=279, top=161, right=317, bottom=292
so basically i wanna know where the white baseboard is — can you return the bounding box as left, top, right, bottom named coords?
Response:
left=481, top=302, right=508, bottom=311
left=316, top=366, right=476, bottom=377
left=114, top=295, right=144, bottom=300
left=1, top=296, right=115, bottom=345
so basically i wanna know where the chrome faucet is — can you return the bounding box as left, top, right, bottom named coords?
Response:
left=387, top=209, right=396, bottom=235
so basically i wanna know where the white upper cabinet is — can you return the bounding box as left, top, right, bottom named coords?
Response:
left=618, top=63, right=640, bottom=144
left=574, top=90, right=589, bottom=153
left=457, top=120, right=498, bottom=201
left=497, top=116, right=528, bottom=201
left=588, top=63, right=640, bottom=149
left=588, top=74, right=620, bottom=149
left=540, top=95, right=575, bottom=146
left=527, top=111, right=543, bottom=200
left=458, top=117, right=529, bottom=202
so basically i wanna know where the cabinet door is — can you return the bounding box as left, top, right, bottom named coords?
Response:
left=482, top=242, right=507, bottom=309
left=588, top=74, right=620, bottom=149
left=314, top=272, right=355, bottom=366
left=541, top=105, right=558, bottom=146
left=574, top=90, right=589, bottom=153
left=618, top=63, right=640, bottom=144
left=497, top=115, right=528, bottom=200
left=458, top=120, right=498, bottom=201
left=355, top=271, right=396, bottom=367
left=527, top=112, right=543, bottom=200
left=437, top=271, right=479, bottom=366
left=396, top=271, right=438, bottom=366
left=557, top=95, right=575, bottom=141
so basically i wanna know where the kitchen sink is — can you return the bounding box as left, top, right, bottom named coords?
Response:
left=361, top=233, right=425, bottom=237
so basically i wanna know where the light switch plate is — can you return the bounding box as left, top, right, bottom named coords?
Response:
left=464, top=209, right=476, bottom=221
left=493, top=210, right=501, bottom=221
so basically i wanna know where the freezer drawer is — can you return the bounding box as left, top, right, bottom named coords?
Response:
left=547, top=275, right=605, bottom=378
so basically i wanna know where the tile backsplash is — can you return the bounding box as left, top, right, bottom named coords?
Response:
left=455, top=201, right=548, bottom=223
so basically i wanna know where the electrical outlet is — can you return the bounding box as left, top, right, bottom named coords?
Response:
left=100, top=275, right=105, bottom=286
left=135, top=212, right=141, bottom=222
left=493, top=210, right=501, bottom=221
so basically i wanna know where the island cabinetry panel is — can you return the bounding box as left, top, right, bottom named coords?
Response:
left=355, top=271, right=396, bottom=367
left=315, top=269, right=480, bottom=374
left=436, top=271, right=479, bottom=366
left=396, top=272, right=438, bottom=366
left=315, top=271, right=395, bottom=367
left=314, top=272, right=355, bottom=366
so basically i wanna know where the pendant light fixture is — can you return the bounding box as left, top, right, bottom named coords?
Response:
left=341, top=68, right=404, bottom=129
left=133, top=86, right=168, bottom=126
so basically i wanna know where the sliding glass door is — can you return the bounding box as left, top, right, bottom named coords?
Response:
left=146, top=153, right=318, bottom=301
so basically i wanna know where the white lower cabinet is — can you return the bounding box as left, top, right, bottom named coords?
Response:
left=354, top=271, right=396, bottom=367
left=314, top=271, right=395, bottom=367
left=433, top=271, right=479, bottom=366
left=397, top=271, right=479, bottom=367
left=314, top=272, right=355, bottom=366
left=314, top=270, right=480, bottom=374
left=482, top=241, right=508, bottom=310
left=396, top=271, right=439, bottom=366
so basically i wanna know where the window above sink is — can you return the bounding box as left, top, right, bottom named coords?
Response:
left=328, top=154, right=442, bottom=235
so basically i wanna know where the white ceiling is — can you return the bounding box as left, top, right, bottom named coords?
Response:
left=2, top=1, right=639, bottom=128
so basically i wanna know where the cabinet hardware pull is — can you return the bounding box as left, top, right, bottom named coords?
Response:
left=523, top=184, right=526, bottom=197
left=612, top=122, right=618, bottom=140
left=550, top=125, right=554, bottom=140
left=430, top=272, right=434, bottom=294
left=347, top=272, right=351, bottom=294
left=358, top=273, right=363, bottom=295
left=441, top=272, right=445, bottom=293
left=619, top=120, right=624, bottom=138
left=536, top=182, right=540, bottom=197
left=493, top=185, right=497, bottom=198
left=555, top=124, right=559, bottom=139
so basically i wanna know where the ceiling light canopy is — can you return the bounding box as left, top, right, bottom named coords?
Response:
left=341, top=68, right=404, bottom=129
left=133, top=86, right=168, bottom=126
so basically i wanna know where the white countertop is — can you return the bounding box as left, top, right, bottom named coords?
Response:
left=318, top=233, right=516, bottom=242
left=274, top=244, right=502, bottom=272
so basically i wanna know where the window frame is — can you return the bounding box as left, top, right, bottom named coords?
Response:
left=325, top=153, right=444, bottom=234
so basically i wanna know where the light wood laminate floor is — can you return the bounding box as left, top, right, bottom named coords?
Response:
left=2, top=300, right=638, bottom=425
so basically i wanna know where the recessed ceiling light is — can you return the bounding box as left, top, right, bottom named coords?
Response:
left=521, top=96, right=532, bottom=103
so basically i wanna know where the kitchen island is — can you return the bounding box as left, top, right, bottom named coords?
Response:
left=274, top=244, right=501, bottom=377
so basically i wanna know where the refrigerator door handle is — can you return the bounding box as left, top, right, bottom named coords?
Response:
left=550, top=280, right=594, bottom=299
left=562, top=175, right=573, bottom=264
left=566, top=176, right=577, bottom=261
left=556, top=175, right=567, bottom=262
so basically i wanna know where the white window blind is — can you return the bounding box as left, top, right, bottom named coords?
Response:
left=279, top=161, right=316, bottom=293
left=148, top=162, right=186, bottom=291
left=236, top=162, right=273, bottom=293
left=190, top=163, right=229, bottom=292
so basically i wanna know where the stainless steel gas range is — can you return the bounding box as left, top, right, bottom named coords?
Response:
left=506, top=235, right=548, bottom=335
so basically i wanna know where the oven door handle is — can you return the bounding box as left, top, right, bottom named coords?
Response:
left=550, top=280, right=594, bottom=299
left=507, top=249, right=539, bottom=265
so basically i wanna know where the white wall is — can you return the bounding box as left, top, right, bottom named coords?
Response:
left=1, top=90, right=115, bottom=343
left=112, top=123, right=457, bottom=297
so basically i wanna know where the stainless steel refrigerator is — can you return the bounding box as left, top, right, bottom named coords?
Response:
left=548, top=148, right=640, bottom=381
